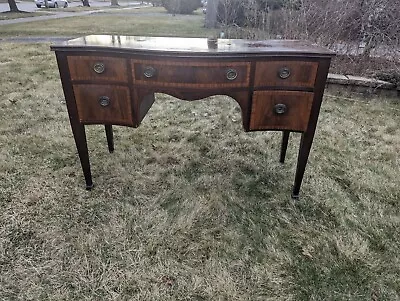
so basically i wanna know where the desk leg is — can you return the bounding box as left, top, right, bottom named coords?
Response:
left=71, top=123, right=93, bottom=190
left=292, top=132, right=314, bottom=199
left=280, top=131, right=290, bottom=163
left=105, top=125, right=114, bottom=153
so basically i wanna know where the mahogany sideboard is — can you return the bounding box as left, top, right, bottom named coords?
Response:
left=51, top=35, right=334, bottom=199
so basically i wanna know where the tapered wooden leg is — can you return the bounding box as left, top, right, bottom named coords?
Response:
left=55, top=53, right=93, bottom=190
left=70, top=123, right=93, bottom=190
left=291, top=58, right=331, bottom=199
left=280, top=131, right=290, bottom=163
left=105, top=124, right=114, bottom=153
left=292, top=132, right=314, bottom=199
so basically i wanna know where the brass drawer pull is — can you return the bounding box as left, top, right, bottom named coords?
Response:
left=274, top=103, right=287, bottom=114
left=226, top=68, right=238, bottom=81
left=99, top=96, right=111, bottom=107
left=93, top=62, right=105, bottom=74
left=143, top=66, right=157, bottom=78
left=278, top=67, right=291, bottom=79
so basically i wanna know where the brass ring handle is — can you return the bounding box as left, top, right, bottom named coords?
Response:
left=143, top=66, right=157, bottom=78
left=274, top=103, right=287, bottom=115
left=226, top=68, right=238, bottom=81
left=93, top=62, right=105, bottom=74
left=99, top=96, right=110, bottom=107
left=278, top=67, right=291, bottom=79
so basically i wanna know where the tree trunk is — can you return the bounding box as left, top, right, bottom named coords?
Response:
left=111, top=0, right=119, bottom=6
left=82, top=0, right=90, bottom=6
left=205, top=0, right=218, bottom=28
left=7, top=0, right=20, bottom=12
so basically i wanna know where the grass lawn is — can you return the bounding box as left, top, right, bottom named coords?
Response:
left=44, top=6, right=105, bottom=12
left=0, top=7, right=212, bottom=37
left=0, top=11, right=400, bottom=301
left=0, top=11, right=54, bottom=20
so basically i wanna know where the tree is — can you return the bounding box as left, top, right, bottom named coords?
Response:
left=205, top=0, right=218, bottom=27
left=299, top=0, right=399, bottom=54
left=7, top=0, right=20, bottom=12
left=111, top=0, right=119, bottom=6
left=82, top=0, right=90, bottom=6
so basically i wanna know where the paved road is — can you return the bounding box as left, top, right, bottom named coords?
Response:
left=0, top=0, right=142, bottom=13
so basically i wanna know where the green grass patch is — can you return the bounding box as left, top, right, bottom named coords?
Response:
left=0, top=41, right=399, bottom=300
left=48, top=2, right=149, bottom=12
left=45, top=6, right=104, bottom=12
left=0, top=7, right=212, bottom=37
left=97, top=6, right=167, bottom=14
left=0, top=11, right=53, bottom=20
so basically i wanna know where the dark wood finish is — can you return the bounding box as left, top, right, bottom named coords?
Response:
left=54, top=52, right=93, bottom=190
left=105, top=125, right=114, bottom=153
left=254, top=61, right=318, bottom=88
left=280, top=131, right=290, bottom=163
left=51, top=35, right=334, bottom=198
left=292, top=58, right=332, bottom=199
left=53, top=35, right=334, bottom=55
left=136, top=91, right=156, bottom=125
left=132, top=60, right=251, bottom=88
left=73, top=84, right=133, bottom=126
left=68, top=56, right=128, bottom=83
left=249, top=91, right=314, bottom=132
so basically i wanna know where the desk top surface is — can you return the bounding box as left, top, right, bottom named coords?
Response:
left=51, top=35, right=334, bottom=56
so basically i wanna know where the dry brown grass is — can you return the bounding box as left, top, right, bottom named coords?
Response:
left=0, top=39, right=399, bottom=301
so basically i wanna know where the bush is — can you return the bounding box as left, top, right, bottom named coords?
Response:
left=149, top=0, right=162, bottom=6
left=374, top=70, right=400, bottom=86
left=217, top=0, right=246, bottom=27
left=161, top=0, right=202, bottom=14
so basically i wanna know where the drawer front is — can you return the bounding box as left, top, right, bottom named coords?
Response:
left=132, top=60, right=251, bottom=88
left=73, top=84, right=133, bottom=126
left=254, top=61, right=318, bottom=88
left=68, top=56, right=128, bottom=83
left=250, top=91, right=314, bottom=132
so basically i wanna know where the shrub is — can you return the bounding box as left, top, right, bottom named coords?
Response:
left=161, top=0, right=202, bottom=14
left=149, top=0, right=162, bottom=6
left=217, top=0, right=246, bottom=27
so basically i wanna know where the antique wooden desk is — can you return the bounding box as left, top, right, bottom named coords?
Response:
left=51, top=35, right=334, bottom=198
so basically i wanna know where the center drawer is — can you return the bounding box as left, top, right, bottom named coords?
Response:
left=132, top=60, right=251, bottom=88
